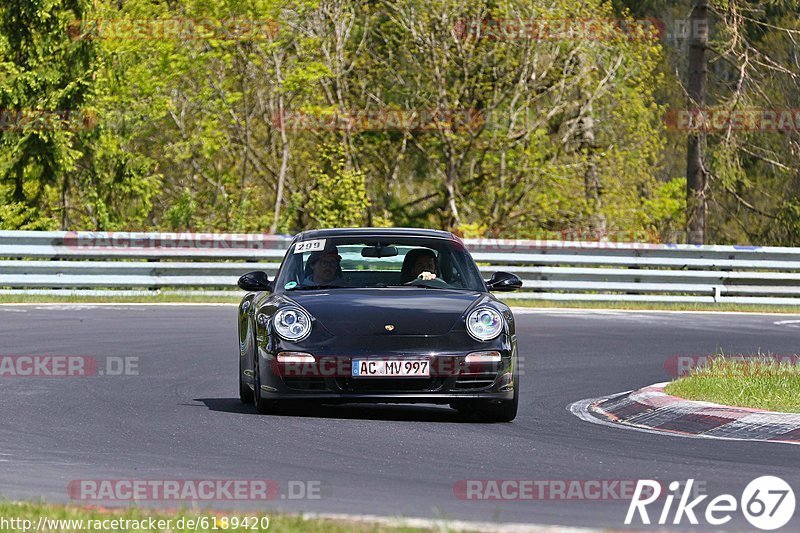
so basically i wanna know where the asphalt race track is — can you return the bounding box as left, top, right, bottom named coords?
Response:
left=1, top=305, right=799, bottom=531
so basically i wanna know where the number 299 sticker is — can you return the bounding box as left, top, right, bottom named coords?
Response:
left=294, top=239, right=326, bottom=254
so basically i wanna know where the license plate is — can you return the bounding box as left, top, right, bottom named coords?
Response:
left=351, top=359, right=430, bottom=377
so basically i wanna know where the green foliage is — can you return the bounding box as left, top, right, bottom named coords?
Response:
left=0, top=202, right=58, bottom=230
left=768, top=201, right=800, bottom=247
left=0, top=0, right=795, bottom=244
left=306, top=144, right=370, bottom=229
left=165, top=189, right=197, bottom=231
left=0, top=0, right=98, bottom=222
left=640, top=177, right=686, bottom=242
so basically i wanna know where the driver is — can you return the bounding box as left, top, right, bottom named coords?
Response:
left=401, top=249, right=438, bottom=283
left=412, top=254, right=437, bottom=280
left=303, top=244, right=342, bottom=286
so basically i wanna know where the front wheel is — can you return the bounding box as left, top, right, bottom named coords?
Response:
left=475, top=393, right=518, bottom=422
left=239, top=368, right=254, bottom=403
left=450, top=374, right=519, bottom=422
left=253, top=360, right=288, bottom=414
left=253, top=362, right=274, bottom=414
left=450, top=396, right=517, bottom=422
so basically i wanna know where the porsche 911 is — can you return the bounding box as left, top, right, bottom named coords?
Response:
left=237, top=227, right=522, bottom=422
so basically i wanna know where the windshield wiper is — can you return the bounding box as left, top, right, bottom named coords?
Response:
left=402, top=281, right=445, bottom=289
left=287, top=284, right=345, bottom=290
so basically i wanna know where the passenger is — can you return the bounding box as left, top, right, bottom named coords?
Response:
left=401, top=249, right=438, bottom=283
left=303, top=244, right=342, bottom=286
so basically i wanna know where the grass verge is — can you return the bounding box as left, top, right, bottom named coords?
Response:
left=0, top=294, right=241, bottom=304
left=501, top=299, right=800, bottom=313
left=664, top=356, right=800, bottom=413
left=2, top=294, right=800, bottom=314
left=0, top=501, right=439, bottom=532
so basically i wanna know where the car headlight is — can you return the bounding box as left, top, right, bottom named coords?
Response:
left=272, top=306, right=313, bottom=341
left=466, top=307, right=504, bottom=341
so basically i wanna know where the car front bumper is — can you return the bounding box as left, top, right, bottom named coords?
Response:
left=254, top=350, right=516, bottom=403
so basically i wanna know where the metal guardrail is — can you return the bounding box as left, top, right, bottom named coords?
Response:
left=1, top=230, right=799, bottom=304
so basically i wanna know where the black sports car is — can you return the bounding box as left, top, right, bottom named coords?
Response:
left=236, top=227, right=523, bottom=422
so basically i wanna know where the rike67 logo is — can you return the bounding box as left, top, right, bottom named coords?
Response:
left=626, top=477, right=795, bottom=530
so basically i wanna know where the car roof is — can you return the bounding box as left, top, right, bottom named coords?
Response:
left=295, top=227, right=459, bottom=241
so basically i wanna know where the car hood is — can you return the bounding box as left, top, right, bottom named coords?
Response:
left=283, top=288, right=484, bottom=336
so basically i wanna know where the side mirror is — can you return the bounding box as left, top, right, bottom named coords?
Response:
left=238, top=271, right=273, bottom=292
left=486, top=271, right=523, bottom=292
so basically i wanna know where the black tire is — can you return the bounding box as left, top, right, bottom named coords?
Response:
left=476, top=391, right=518, bottom=422
left=451, top=373, right=519, bottom=423
left=253, top=363, right=273, bottom=414
left=253, top=361, right=286, bottom=414
left=238, top=368, right=254, bottom=403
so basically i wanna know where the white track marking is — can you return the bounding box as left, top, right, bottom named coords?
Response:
left=774, top=319, right=800, bottom=327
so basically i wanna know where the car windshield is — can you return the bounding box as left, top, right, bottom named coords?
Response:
left=273, top=236, right=485, bottom=292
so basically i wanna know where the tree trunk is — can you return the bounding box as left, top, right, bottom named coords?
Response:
left=61, top=174, right=70, bottom=229
left=270, top=93, right=289, bottom=235
left=581, top=102, right=605, bottom=238
left=445, top=155, right=461, bottom=231
left=13, top=166, right=24, bottom=202
left=270, top=53, right=289, bottom=235
left=686, top=0, right=709, bottom=244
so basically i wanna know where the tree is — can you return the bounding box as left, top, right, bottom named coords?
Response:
left=306, top=143, right=371, bottom=228
left=685, top=0, right=708, bottom=244
left=0, top=0, right=97, bottom=229
left=382, top=0, right=665, bottom=236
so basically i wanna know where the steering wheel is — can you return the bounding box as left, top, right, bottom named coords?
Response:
left=403, top=277, right=450, bottom=288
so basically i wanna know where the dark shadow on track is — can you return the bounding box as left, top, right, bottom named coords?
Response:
left=193, top=397, right=491, bottom=423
